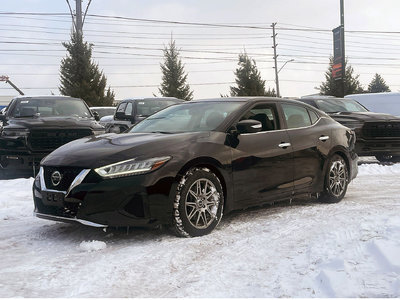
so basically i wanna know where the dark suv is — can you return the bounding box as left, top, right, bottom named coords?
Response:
left=299, top=97, right=400, bottom=162
left=105, top=97, right=183, bottom=133
left=0, top=96, right=104, bottom=178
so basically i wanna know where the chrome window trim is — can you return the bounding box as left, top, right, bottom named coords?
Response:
left=240, top=117, right=323, bottom=136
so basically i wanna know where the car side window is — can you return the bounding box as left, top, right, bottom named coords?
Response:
left=282, top=104, right=312, bottom=129
left=125, top=102, right=133, bottom=116
left=117, top=102, right=127, bottom=113
left=308, top=110, right=319, bottom=124
left=240, top=104, right=279, bottom=131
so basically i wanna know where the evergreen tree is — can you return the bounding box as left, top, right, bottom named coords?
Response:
left=319, top=57, right=364, bottom=97
left=367, top=73, right=391, bottom=93
left=158, top=40, right=193, bottom=101
left=230, top=53, right=276, bottom=97
left=59, top=32, right=114, bottom=106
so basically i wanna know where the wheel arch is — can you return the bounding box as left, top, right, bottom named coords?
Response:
left=176, top=157, right=230, bottom=211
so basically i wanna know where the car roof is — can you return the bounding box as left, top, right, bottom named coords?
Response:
left=12, top=95, right=82, bottom=101
left=90, top=106, right=116, bottom=109
left=300, top=97, right=348, bottom=101
left=120, top=97, right=183, bottom=102
left=190, top=97, right=311, bottom=105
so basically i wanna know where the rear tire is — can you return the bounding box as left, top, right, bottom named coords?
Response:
left=319, top=154, right=349, bottom=203
left=171, top=167, right=224, bottom=237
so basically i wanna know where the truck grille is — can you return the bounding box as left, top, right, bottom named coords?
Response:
left=43, top=166, right=83, bottom=191
left=29, top=129, right=93, bottom=151
left=362, top=122, right=400, bottom=138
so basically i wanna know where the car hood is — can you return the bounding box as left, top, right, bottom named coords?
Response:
left=42, top=131, right=210, bottom=169
left=329, top=111, right=400, bottom=122
left=5, top=116, right=102, bottom=130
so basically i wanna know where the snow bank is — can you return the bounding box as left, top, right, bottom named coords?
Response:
left=358, top=163, right=400, bottom=176
left=0, top=178, right=34, bottom=220
left=79, top=240, right=107, bottom=252
left=1, top=163, right=400, bottom=297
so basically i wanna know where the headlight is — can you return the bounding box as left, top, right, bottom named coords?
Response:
left=94, top=156, right=171, bottom=179
left=1, top=129, right=30, bottom=137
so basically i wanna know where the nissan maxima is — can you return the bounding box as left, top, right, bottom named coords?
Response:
left=33, top=98, right=358, bottom=237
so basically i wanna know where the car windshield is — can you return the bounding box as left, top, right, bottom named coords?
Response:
left=315, top=98, right=368, bottom=113
left=136, top=100, right=181, bottom=117
left=91, top=108, right=115, bottom=118
left=129, top=101, right=243, bottom=133
left=10, top=98, right=92, bottom=118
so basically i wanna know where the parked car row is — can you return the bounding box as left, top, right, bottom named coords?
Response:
left=1, top=93, right=398, bottom=237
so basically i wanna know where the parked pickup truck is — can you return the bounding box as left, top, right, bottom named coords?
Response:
left=299, top=96, right=400, bottom=163
left=105, top=97, right=184, bottom=133
left=0, top=96, right=104, bottom=178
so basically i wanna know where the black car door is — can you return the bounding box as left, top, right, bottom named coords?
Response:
left=280, top=103, right=331, bottom=194
left=230, top=102, right=294, bottom=209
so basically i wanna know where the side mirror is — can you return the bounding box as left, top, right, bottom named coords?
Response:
left=236, top=119, right=262, bottom=134
left=0, top=114, right=7, bottom=123
left=92, top=111, right=100, bottom=121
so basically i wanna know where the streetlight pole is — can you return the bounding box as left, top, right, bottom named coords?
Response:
left=278, top=59, right=294, bottom=74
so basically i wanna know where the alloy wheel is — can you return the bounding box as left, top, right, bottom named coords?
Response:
left=328, top=159, right=347, bottom=197
left=185, top=178, right=220, bottom=230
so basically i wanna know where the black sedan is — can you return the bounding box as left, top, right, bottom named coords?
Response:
left=33, top=97, right=358, bottom=237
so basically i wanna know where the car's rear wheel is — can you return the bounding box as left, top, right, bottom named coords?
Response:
left=172, top=167, right=224, bottom=237
left=375, top=154, right=400, bottom=163
left=319, top=154, right=349, bottom=203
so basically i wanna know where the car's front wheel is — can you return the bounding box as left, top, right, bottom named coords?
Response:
left=172, top=167, right=224, bottom=237
left=375, top=154, right=400, bottom=163
left=319, top=154, right=349, bottom=203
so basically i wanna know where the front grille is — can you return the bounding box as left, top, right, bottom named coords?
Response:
left=362, top=122, right=400, bottom=138
left=43, top=166, right=83, bottom=191
left=29, top=129, right=93, bottom=151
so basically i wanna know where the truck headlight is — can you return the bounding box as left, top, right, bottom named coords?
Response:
left=94, top=156, right=171, bottom=179
left=1, top=129, right=30, bottom=137
left=340, top=121, right=363, bottom=130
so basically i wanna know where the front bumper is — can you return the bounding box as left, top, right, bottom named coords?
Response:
left=355, top=138, right=400, bottom=156
left=33, top=167, right=176, bottom=228
left=0, top=152, right=44, bottom=177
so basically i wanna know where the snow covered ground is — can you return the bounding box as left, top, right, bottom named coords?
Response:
left=0, top=160, right=400, bottom=297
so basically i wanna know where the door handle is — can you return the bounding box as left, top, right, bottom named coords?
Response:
left=319, top=135, right=330, bottom=141
left=278, top=142, right=291, bottom=149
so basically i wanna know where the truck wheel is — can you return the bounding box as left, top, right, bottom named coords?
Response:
left=319, top=154, right=349, bottom=203
left=172, top=167, right=224, bottom=237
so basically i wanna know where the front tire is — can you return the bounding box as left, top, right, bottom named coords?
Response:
left=319, top=154, right=349, bottom=203
left=172, top=167, right=224, bottom=237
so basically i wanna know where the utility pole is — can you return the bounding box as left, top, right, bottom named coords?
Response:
left=75, top=0, right=83, bottom=35
left=271, top=23, right=280, bottom=98
left=65, top=0, right=91, bottom=35
left=340, top=0, right=345, bottom=97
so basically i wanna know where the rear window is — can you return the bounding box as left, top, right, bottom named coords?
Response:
left=282, top=104, right=312, bottom=129
left=136, top=100, right=180, bottom=117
